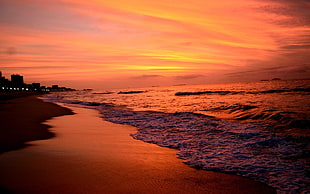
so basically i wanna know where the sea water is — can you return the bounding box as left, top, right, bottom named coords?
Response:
left=44, top=79, right=310, bottom=193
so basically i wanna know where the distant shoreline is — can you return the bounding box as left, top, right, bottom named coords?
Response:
left=0, top=95, right=74, bottom=154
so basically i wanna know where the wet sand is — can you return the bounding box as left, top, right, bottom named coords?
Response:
left=0, top=101, right=275, bottom=193
left=0, top=95, right=73, bottom=153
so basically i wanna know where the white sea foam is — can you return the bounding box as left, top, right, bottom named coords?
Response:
left=92, top=105, right=308, bottom=193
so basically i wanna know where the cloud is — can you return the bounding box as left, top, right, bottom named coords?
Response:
left=132, top=74, right=164, bottom=79
left=1, top=0, right=309, bottom=89
left=1, top=65, right=72, bottom=69
left=0, top=0, right=96, bottom=32
left=174, top=74, right=205, bottom=80
left=289, top=64, right=310, bottom=74
left=281, top=44, right=310, bottom=50
left=226, top=64, right=310, bottom=79
left=258, top=0, right=310, bottom=26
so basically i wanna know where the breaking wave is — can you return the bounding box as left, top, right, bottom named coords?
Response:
left=43, top=95, right=309, bottom=193
left=175, top=87, right=310, bottom=96
left=92, top=92, right=114, bottom=95
left=118, top=90, right=145, bottom=94
left=175, top=91, right=235, bottom=96
left=204, top=104, right=309, bottom=130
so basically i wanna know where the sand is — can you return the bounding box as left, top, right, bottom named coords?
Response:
left=0, top=95, right=74, bottom=153
left=0, top=97, right=276, bottom=193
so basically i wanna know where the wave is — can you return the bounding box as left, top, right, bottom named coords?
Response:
left=95, top=104, right=309, bottom=193
left=175, top=91, right=236, bottom=96
left=261, top=88, right=310, bottom=94
left=205, top=104, right=309, bottom=130
left=175, top=87, right=310, bottom=96
left=214, top=104, right=259, bottom=111
left=43, top=95, right=310, bottom=193
left=118, top=90, right=145, bottom=94
left=92, top=92, right=114, bottom=94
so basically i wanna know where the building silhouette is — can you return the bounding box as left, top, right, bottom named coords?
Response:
left=0, top=71, right=75, bottom=92
left=11, top=74, right=24, bottom=87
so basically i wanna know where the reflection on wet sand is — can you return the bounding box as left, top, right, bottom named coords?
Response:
left=0, top=105, right=275, bottom=193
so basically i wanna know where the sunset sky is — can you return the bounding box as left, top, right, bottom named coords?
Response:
left=1, top=0, right=309, bottom=89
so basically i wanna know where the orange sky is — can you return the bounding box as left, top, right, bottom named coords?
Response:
left=0, top=0, right=309, bottom=89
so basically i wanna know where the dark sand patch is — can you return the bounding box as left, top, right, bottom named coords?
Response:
left=0, top=95, right=73, bottom=153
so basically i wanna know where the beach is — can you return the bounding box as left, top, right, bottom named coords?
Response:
left=0, top=96, right=276, bottom=193
left=0, top=95, right=74, bottom=153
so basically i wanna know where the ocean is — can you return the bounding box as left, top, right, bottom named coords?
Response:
left=44, top=79, right=310, bottom=193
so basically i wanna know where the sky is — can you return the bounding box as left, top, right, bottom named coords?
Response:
left=0, top=0, right=309, bottom=89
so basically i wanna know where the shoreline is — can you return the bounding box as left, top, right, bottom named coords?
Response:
left=0, top=95, right=74, bottom=154
left=0, top=97, right=276, bottom=193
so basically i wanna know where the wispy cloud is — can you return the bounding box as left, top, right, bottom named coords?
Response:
left=0, top=0, right=309, bottom=88
left=281, top=45, right=310, bottom=50
left=226, top=64, right=310, bottom=80
left=174, top=74, right=206, bottom=80
left=258, top=0, right=310, bottom=26
left=132, top=74, right=164, bottom=79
